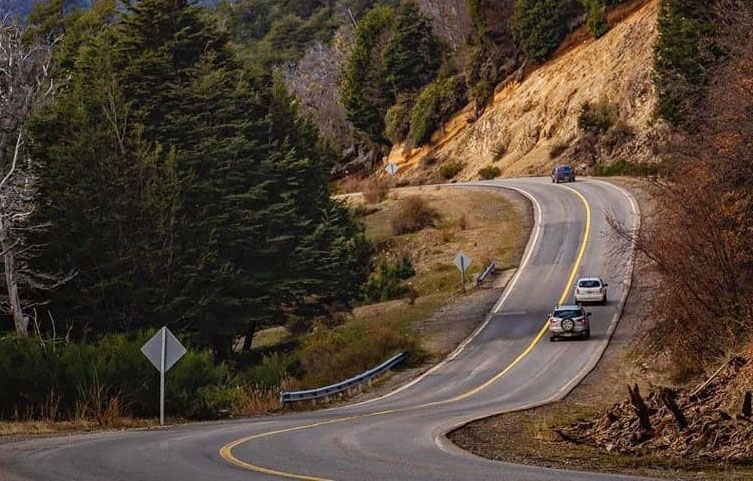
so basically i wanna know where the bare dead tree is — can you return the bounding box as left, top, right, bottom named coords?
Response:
left=0, top=14, right=72, bottom=335
left=606, top=0, right=753, bottom=375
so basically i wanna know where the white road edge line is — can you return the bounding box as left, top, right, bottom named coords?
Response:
left=341, top=183, right=543, bottom=410
left=434, top=179, right=642, bottom=460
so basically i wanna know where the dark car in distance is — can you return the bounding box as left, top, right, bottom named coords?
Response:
left=551, top=165, right=576, bottom=183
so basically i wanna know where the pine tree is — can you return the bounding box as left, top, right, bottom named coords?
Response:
left=340, top=5, right=396, bottom=143
left=382, top=2, right=441, bottom=94
left=511, top=0, right=579, bottom=62
left=30, top=0, right=370, bottom=357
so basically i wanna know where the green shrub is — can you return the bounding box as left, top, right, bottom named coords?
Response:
left=439, top=160, right=464, bottom=180
left=0, top=333, right=230, bottom=420
left=0, top=336, right=55, bottom=419
left=384, top=101, right=411, bottom=144
left=238, top=352, right=300, bottom=389
left=361, top=256, right=416, bottom=303
left=578, top=98, right=617, bottom=134
left=478, top=165, right=501, bottom=180
left=408, top=76, right=466, bottom=146
left=470, top=80, right=494, bottom=109
left=583, top=0, right=609, bottom=38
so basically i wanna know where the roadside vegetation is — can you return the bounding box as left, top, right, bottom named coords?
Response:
left=452, top=0, right=753, bottom=476
left=0, top=183, right=529, bottom=431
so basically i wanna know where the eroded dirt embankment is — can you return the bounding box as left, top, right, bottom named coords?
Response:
left=387, top=0, right=658, bottom=180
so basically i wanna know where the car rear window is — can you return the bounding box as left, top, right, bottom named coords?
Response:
left=558, top=166, right=572, bottom=172
left=554, top=309, right=582, bottom=318
left=578, top=280, right=601, bottom=288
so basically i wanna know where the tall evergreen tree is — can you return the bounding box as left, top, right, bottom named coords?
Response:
left=29, top=0, right=369, bottom=357
left=382, top=2, right=441, bottom=94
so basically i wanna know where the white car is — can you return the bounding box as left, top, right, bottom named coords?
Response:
left=574, top=277, right=608, bottom=304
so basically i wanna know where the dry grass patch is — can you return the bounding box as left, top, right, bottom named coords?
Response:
left=391, top=196, right=441, bottom=235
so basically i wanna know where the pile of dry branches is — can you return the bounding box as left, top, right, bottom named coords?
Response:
left=557, top=357, right=753, bottom=462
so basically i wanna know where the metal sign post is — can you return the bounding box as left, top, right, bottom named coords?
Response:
left=453, top=251, right=472, bottom=294
left=141, top=326, right=186, bottom=426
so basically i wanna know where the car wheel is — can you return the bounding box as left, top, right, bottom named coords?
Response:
left=549, top=335, right=556, bottom=342
left=584, top=329, right=591, bottom=340
left=602, top=293, right=607, bottom=305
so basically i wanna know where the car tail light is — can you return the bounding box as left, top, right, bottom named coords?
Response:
left=576, top=288, right=581, bottom=294
left=550, top=318, right=557, bottom=324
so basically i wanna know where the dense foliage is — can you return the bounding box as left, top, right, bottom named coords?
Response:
left=26, top=0, right=370, bottom=358
left=340, top=2, right=442, bottom=145
left=653, top=0, right=716, bottom=128
left=578, top=98, right=617, bottom=134
left=629, top=0, right=753, bottom=378
left=361, top=257, right=416, bottom=302
left=407, top=75, right=466, bottom=146
left=0, top=333, right=230, bottom=420
left=511, top=0, right=581, bottom=62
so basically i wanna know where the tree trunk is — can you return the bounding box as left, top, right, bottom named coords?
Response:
left=0, top=211, right=26, bottom=334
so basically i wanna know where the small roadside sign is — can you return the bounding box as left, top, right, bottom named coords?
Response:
left=453, top=251, right=472, bottom=293
left=453, top=251, right=471, bottom=272
left=385, top=163, right=399, bottom=175
left=141, top=327, right=186, bottom=425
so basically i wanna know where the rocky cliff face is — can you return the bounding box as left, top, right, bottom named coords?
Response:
left=416, top=0, right=471, bottom=51
left=386, top=0, right=659, bottom=180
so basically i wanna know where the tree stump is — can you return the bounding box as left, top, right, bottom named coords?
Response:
left=661, top=388, right=687, bottom=430
left=628, top=384, right=653, bottom=435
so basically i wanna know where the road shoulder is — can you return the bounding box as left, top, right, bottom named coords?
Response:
left=448, top=178, right=753, bottom=481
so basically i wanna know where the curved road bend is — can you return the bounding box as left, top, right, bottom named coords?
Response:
left=0, top=178, right=644, bottom=481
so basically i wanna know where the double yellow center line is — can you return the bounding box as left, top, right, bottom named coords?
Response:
left=220, top=185, right=592, bottom=480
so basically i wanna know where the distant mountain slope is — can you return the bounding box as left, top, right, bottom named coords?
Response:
left=1, top=0, right=92, bottom=18
left=387, top=0, right=658, bottom=180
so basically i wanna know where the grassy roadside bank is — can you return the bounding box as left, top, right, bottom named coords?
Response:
left=448, top=178, right=753, bottom=481
left=0, top=185, right=532, bottom=436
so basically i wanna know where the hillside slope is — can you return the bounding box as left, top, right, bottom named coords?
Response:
left=387, top=0, right=658, bottom=180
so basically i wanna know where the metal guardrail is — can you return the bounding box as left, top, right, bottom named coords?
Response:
left=477, top=261, right=496, bottom=286
left=280, top=351, right=407, bottom=404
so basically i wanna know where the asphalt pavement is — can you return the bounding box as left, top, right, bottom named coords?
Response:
left=0, top=177, right=645, bottom=481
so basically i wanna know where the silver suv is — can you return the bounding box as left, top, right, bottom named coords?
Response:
left=548, top=305, right=591, bottom=341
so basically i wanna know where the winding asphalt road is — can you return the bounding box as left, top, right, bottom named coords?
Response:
left=0, top=177, right=642, bottom=481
